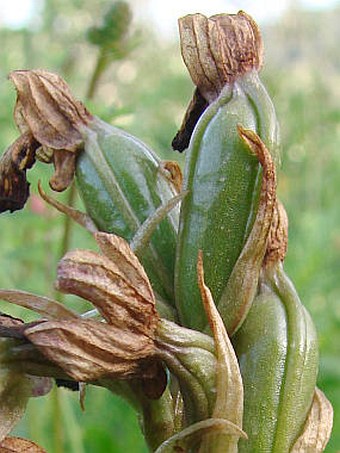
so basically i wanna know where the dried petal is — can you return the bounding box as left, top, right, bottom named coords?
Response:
left=9, top=70, right=92, bottom=151
left=24, top=319, right=156, bottom=382
left=0, top=289, right=79, bottom=320
left=56, top=248, right=158, bottom=336
left=179, top=14, right=221, bottom=102
left=49, top=149, right=77, bottom=192
left=179, top=11, right=263, bottom=101
left=0, top=436, right=46, bottom=452
left=94, top=232, right=155, bottom=304
left=291, top=388, right=333, bottom=453
left=0, top=132, right=40, bottom=213
left=209, top=12, right=263, bottom=85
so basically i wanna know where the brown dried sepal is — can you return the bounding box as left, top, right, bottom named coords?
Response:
left=24, top=319, right=157, bottom=382
left=10, top=70, right=92, bottom=151
left=264, top=199, right=288, bottom=266
left=56, top=233, right=159, bottom=336
left=0, top=132, right=40, bottom=213
left=179, top=11, right=263, bottom=103
left=0, top=436, right=46, bottom=452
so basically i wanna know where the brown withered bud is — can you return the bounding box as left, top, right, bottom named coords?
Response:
left=173, top=11, right=263, bottom=151
left=10, top=70, right=92, bottom=150
left=179, top=11, right=263, bottom=102
left=24, top=319, right=156, bottom=382
left=264, top=199, right=288, bottom=266
left=0, top=70, right=93, bottom=212
left=56, top=234, right=159, bottom=337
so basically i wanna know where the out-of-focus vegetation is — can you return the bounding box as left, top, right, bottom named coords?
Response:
left=0, top=1, right=339, bottom=451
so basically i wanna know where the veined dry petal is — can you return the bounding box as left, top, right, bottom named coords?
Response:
left=24, top=319, right=156, bottom=382
left=94, top=232, right=155, bottom=304
left=179, top=11, right=263, bottom=101
left=9, top=70, right=93, bottom=151
left=56, top=249, right=159, bottom=336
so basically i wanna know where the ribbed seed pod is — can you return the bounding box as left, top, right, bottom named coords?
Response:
left=76, top=118, right=180, bottom=305
left=233, top=266, right=319, bottom=452
left=174, top=12, right=279, bottom=330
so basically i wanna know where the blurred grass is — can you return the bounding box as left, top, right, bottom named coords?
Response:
left=0, top=1, right=339, bottom=451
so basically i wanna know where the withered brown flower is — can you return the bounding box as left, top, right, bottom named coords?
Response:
left=0, top=232, right=162, bottom=384
left=0, top=70, right=93, bottom=213
left=173, top=11, right=263, bottom=151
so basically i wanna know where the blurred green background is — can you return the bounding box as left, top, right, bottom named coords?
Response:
left=0, top=0, right=339, bottom=451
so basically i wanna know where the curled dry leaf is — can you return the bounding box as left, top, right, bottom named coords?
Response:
left=291, top=388, right=333, bottom=453
left=56, top=235, right=159, bottom=336
left=24, top=319, right=156, bottom=382
left=0, top=436, right=46, bottom=452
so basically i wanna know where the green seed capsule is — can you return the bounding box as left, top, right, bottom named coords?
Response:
left=76, top=118, right=180, bottom=304
left=175, top=74, right=279, bottom=331
left=233, top=265, right=318, bottom=452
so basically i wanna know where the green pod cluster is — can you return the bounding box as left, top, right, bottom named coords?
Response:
left=76, top=118, right=180, bottom=305
left=233, top=265, right=319, bottom=452
left=175, top=72, right=279, bottom=330
left=155, top=318, right=217, bottom=424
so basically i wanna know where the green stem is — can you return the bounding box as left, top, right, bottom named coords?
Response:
left=86, top=50, right=108, bottom=100
left=51, top=386, right=64, bottom=453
